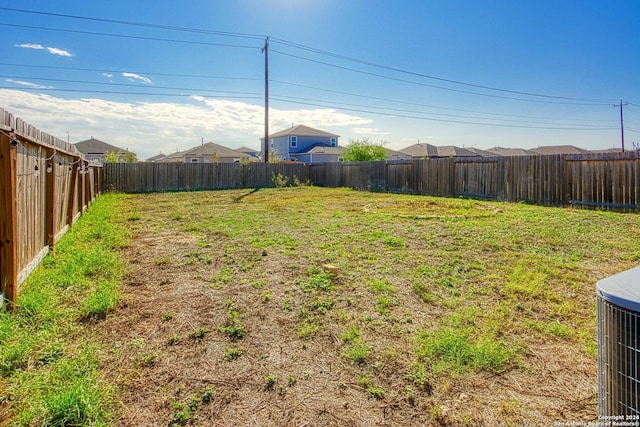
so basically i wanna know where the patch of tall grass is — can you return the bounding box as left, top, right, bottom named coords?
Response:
left=0, top=193, right=129, bottom=425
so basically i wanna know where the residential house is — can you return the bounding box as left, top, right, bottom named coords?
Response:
left=73, top=137, right=136, bottom=164
left=160, top=142, right=256, bottom=163
left=146, top=153, right=167, bottom=162
left=261, top=125, right=340, bottom=163
left=299, top=145, right=345, bottom=163
left=398, top=142, right=439, bottom=158
left=383, top=147, right=414, bottom=161
left=465, top=147, right=499, bottom=157
left=529, top=145, right=589, bottom=155
left=400, top=143, right=479, bottom=158
left=236, top=146, right=261, bottom=160
left=486, top=147, right=536, bottom=156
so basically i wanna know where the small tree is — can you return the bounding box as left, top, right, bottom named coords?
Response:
left=342, top=138, right=388, bottom=162
left=123, top=151, right=138, bottom=163
left=103, top=150, right=121, bottom=163
left=103, top=149, right=138, bottom=163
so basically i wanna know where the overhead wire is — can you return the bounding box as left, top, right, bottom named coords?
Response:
left=2, top=6, right=620, bottom=106
left=269, top=37, right=616, bottom=103
left=1, top=6, right=630, bottom=135
left=0, top=7, right=265, bottom=40
left=0, top=63, right=261, bottom=81
left=270, top=49, right=611, bottom=106
left=0, top=75, right=262, bottom=96
left=0, top=87, right=262, bottom=99
left=0, top=23, right=260, bottom=50
left=270, top=97, right=618, bottom=131
left=270, top=79, right=616, bottom=123
left=271, top=93, right=615, bottom=128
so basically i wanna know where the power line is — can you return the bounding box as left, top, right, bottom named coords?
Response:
left=271, top=93, right=615, bottom=128
left=0, top=7, right=265, bottom=40
left=270, top=37, right=615, bottom=103
left=1, top=72, right=614, bottom=128
left=0, top=63, right=261, bottom=81
left=270, top=49, right=610, bottom=106
left=270, top=79, right=615, bottom=123
left=270, top=97, right=618, bottom=131
left=0, top=87, right=262, bottom=100
left=0, top=23, right=260, bottom=50
left=1, top=75, right=261, bottom=96
left=3, top=6, right=622, bottom=105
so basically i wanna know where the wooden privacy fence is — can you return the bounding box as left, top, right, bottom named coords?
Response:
left=0, top=108, right=101, bottom=308
left=105, top=152, right=640, bottom=211
left=103, top=162, right=310, bottom=192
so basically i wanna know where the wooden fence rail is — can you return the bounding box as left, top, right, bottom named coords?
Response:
left=0, top=108, right=101, bottom=308
left=104, top=152, right=640, bottom=212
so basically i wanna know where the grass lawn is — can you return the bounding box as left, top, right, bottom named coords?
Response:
left=2, top=186, right=640, bottom=426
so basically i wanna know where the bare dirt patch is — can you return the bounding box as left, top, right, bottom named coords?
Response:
left=94, top=188, right=640, bottom=426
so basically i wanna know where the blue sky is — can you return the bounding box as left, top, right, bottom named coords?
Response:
left=1, top=0, right=639, bottom=160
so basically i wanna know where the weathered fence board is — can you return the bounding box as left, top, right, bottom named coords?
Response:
left=0, top=108, right=100, bottom=308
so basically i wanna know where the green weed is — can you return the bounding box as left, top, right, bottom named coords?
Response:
left=224, top=347, right=242, bottom=361
left=342, top=342, right=371, bottom=365
left=415, top=327, right=515, bottom=375
left=265, top=374, right=278, bottom=390
left=367, top=278, right=396, bottom=294
left=299, top=268, right=335, bottom=292
left=190, top=328, right=209, bottom=339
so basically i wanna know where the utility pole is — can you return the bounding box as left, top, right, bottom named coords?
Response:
left=262, top=37, right=269, bottom=163
left=614, top=100, right=628, bottom=152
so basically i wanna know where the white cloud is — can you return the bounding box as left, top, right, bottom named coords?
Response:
left=122, top=72, right=152, bottom=85
left=5, top=79, right=51, bottom=89
left=0, top=89, right=372, bottom=161
left=102, top=73, right=114, bottom=78
left=14, top=43, right=72, bottom=57
left=47, top=47, right=73, bottom=57
left=15, top=43, right=44, bottom=50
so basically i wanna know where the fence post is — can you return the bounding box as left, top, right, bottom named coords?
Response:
left=45, top=148, right=57, bottom=251
left=0, top=132, right=18, bottom=308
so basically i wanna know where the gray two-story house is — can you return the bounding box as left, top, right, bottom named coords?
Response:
left=261, top=125, right=341, bottom=163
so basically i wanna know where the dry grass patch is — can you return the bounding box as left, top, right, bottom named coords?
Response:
left=94, top=187, right=640, bottom=426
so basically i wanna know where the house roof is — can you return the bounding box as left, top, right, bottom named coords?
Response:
left=486, top=147, right=537, bottom=156
left=146, top=153, right=167, bottom=162
left=385, top=147, right=413, bottom=158
left=529, top=145, right=589, bottom=155
left=161, top=142, right=252, bottom=162
left=464, top=147, right=499, bottom=157
left=73, top=138, right=132, bottom=155
left=399, top=143, right=477, bottom=158
left=303, top=145, right=345, bottom=155
left=399, top=143, right=439, bottom=158
left=236, top=146, right=259, bottom=153
left=266, top=124, right=339, bottom=139
left=435, top=146, right=479, bottom=157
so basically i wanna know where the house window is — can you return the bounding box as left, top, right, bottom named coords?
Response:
left=191, top=158, right=199, bottom=163
left=330, top=137, right=337, bottom=147
left=290, top=136, right=297, bottom=147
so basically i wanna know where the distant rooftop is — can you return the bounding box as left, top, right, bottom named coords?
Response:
left=529, top=145, right=589, bottom=155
